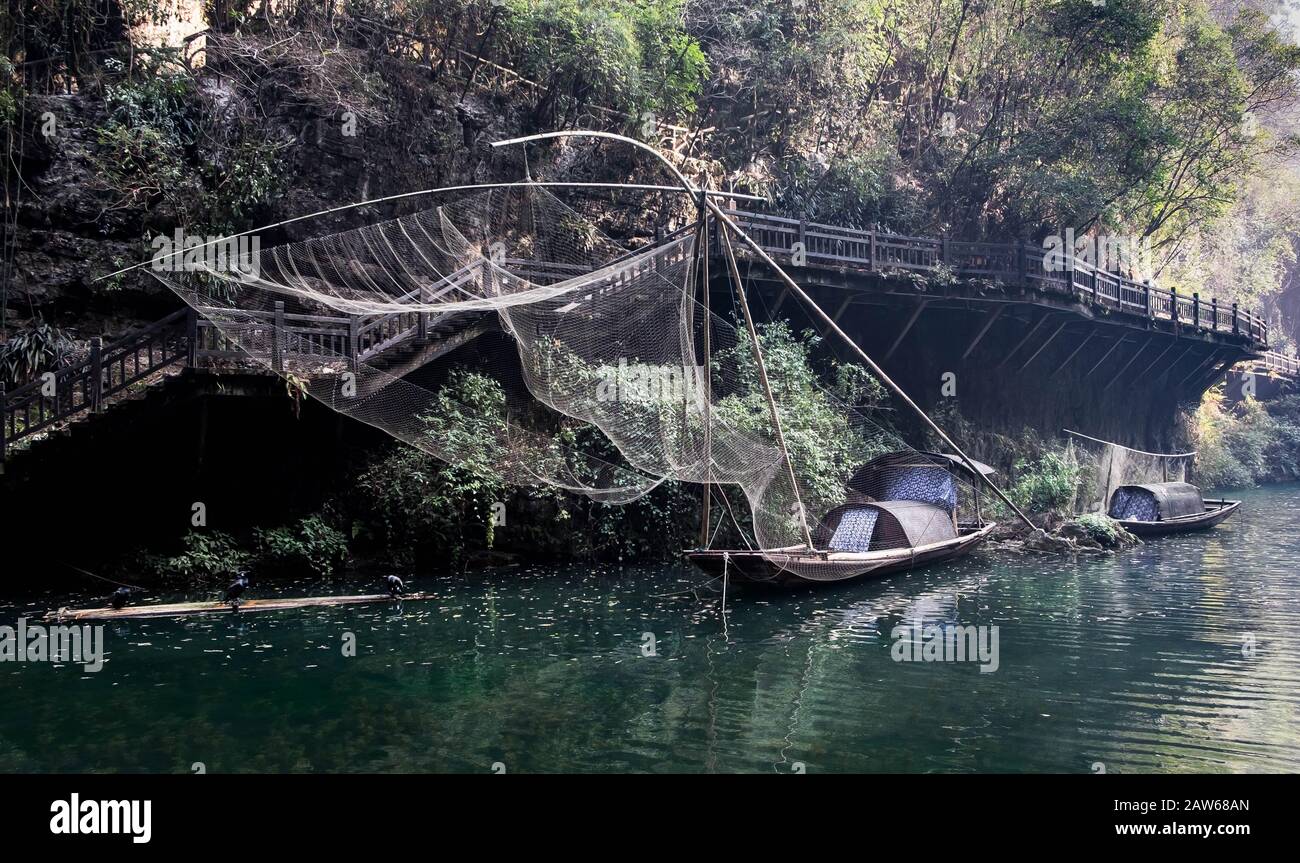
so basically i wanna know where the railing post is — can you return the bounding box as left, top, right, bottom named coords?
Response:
left=1231, top=302, right=1239, bottom=336
left=1091, top=267, right=1098, bottom=303
left=798, top=219, right=807, bottom=259
left=418, top=287, right=428, bottom=340
left=89, top=337, right=103, bottom=413
left=1143, top=282, right=1151, bottom=319
left=868, top=230, right=876, bottom=272
left=1210, top=297, right=1217, bottom=333
left=1169, top=287, right=1178, bottom=330
left=348, top=316, right=360, bottom=373
left=187, top=308, right=199, bottom=367
left=272, top=301, right=285, bottom=372
left=1017, top=242, right=1027, bottom=287
left=1, top=383, right=6, bottom=472
left=1193, top=292, right=1200, bottom=330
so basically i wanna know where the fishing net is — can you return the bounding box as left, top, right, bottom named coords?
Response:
left=153, top=184, right=988, bottom=582
left=1064, top=431, right=1194, bottom=516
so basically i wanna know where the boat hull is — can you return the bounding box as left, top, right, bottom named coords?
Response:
left=684, top=522, right=997, bottom=587
left=1115, top=499, right=1240, bottom=536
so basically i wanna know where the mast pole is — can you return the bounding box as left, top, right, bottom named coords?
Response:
left=488, top=130, right=1034, bottom=532
left=698, top=192, right=713, bottom=548
left=711, top=204, right=1037, bottom=532
left=719, top=225, right=815, bottom=550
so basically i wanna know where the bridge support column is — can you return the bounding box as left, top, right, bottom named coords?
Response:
left=961, top=306, right=1005, bottom=360
left=1134, top=339, right=1176, bottom=380
left=1084, top=334, right=1127, bottom=379
left=1157, top=344, right=1197, bottom=384
left=1103, top=336, right=1154, bottom=391
left=884, top=299, right=929, bottom=361
left=1177, top=350, right=1222, bottom=390
left=1049, top=327, right=1096, bottom=378
left=997, top=312, right=1052, bottom=370
left=1017, top=319, right=1068, bottom=371
left=272, top=302, right=285, bottom=372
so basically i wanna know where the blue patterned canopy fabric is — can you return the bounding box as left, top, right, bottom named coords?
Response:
left=829, top=508, right=879, bottom=552
left=1109, top=487, right=1159, bottom=521
left=1109, top=482, right=1203, bottom=521
left=879, top=466, right=958, bottom=514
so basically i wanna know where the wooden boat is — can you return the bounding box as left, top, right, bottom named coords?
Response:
left=45, top=592, right=434, bottom=622
left=686, top=521, right=996, bottom=587
left=1108, top=482, right=1239, bottom=536
left=686, top=452, right=999, bottom=587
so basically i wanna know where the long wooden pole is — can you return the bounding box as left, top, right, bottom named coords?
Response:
left=487, top=130, right=1034, bottom=531
left=698, top=196, right=712, bottom=547
left=719, top=224, right=815, bottom=550
left=712, top=203, right=1036, bottom=531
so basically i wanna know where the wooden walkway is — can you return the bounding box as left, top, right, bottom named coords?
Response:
left=1, top=210, right=1280, bottom=462
left=725, top=210, right=1270, bottom=346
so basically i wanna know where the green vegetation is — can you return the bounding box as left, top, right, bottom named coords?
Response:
left=142, top=529, right=252, bottom=583
left=351, top=370, right=510, bottom=568
left=1008, top=449, right=1084, bottom=516
left=255, top=515, right=350, bottom=577
left=1192, top=389, right=1300, bottom=489
left=712, top=321, right=891, bottom=519
left=138, top=514, right=348, bottom=584
left=0, top=320, right=78, bottom=386
left=499, top=0, right=707, bottom=125
left=1072, top=512, right=1123, bottom=546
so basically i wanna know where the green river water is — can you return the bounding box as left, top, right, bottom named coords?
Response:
left=3, top=483, right=1298, bottom=773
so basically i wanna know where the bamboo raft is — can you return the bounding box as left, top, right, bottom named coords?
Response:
left=45, top=593, right=434, bottom=622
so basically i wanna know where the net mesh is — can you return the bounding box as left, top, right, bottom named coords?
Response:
left=1064, top=431, right=1194, bottom=517
left=154, top=185, right=988, bottom=582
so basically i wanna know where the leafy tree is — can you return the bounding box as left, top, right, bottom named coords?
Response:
left=500, top=0, right=707, bottom=126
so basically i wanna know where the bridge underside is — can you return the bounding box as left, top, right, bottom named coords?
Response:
left=729, top=262, right=1256, bottom=451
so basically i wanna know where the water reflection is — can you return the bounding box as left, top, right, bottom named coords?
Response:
left=1, top=484, right=1297, bottom=773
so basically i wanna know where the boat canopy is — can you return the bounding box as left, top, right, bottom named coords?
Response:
left=847, top=451, right=985, bottom=515
left=819, top=501, right=958, bottom=552
left=1108, top=482, right=1205, bottom=522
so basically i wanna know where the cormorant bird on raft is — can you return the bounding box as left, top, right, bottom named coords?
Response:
left=223, top=572, right=250, bottom=608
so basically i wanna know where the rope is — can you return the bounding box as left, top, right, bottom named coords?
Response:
left=58, top=561, right=146, bottom=591
left=648, top=573, right=722, bottom=598
left=720, top=551, right=729, bottom=634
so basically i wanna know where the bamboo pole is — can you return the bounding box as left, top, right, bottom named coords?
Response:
left=47, top=593, right=435, bottom=622
left=95, top=179, right=762, bottom=284
left=698, top=196, right=713, bottom=548
left=719, top=224, right=815, bottom=550
left=488, top=129, right=1035, bottom=532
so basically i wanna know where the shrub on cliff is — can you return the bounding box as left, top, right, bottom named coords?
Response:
left=1193, top=389, right=1300, bottom=488
left=1008, top=449, right=1082, bottom=516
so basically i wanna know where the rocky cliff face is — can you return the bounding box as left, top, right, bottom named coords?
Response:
left=6, top=28, right=526, bottom=341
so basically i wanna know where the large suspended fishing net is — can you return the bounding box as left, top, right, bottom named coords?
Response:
left=154, top=184, right=987, bottom=582
left=1064, top=430, right=1195, bottom=516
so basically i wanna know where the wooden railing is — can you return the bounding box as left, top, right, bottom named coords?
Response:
left=0, top=298, right=467, bottom=461
left=2, top=209, right=1272, bottom=461
left=725, top=210, right=1270, bottom=346
left=1, top=309, right=193, bottom=459
left=1241, top=350, right=1299, bottom=379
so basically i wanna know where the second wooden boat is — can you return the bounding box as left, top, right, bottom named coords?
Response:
left=1108, top=482, right=1240, bottom=536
